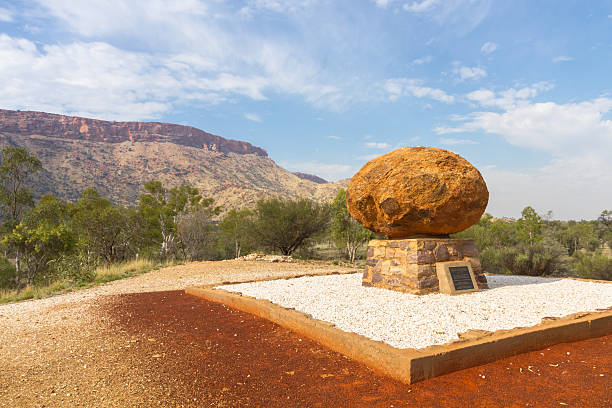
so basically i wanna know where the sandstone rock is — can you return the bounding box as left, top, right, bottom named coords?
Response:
left=347, top=146, right=488, bottom=238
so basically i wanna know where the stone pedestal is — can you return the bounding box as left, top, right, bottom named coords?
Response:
left=362, top=238, right=488, bottom=295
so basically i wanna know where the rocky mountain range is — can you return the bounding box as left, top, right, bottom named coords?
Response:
left=0, top=109, right=348, bottom=213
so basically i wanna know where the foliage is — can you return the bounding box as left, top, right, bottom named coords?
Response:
left=572, top=252, right=612, bottom=281
left=176, top=207, right=218, bottom=261
left=499, top=238, right=570, bottom=277
left=48, top=252, right=98, bottom=285
left=72, top=189, right=143, bottom=263
left=251, top=197, right=330, bottom=255
left=330, top=189, right=372, bottom=262
left=218, top=208, right=254, bottom=258
left=515, top=206, right=543, bottom=244
left=0, top=255, right=16, bottom=288
left=138, top=181, right=220, bottom=260
left=2, top=194, right=76, bottom=289
left=0, top=146, right=42, bottom=230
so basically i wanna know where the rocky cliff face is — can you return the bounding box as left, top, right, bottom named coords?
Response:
left=0, top=109, right=347, bottom=213
left=0, top=109, right=267, bottom=157
left=291, top=172, right=328, bottom=184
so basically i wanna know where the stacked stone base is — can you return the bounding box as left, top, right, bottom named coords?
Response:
left=363, top=238, right=488, bottom=295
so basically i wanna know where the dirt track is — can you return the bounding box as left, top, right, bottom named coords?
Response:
left=0, top=261, right=610, bottom=407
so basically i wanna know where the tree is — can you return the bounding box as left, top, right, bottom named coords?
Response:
left=251, top=198, right=330, bottom=255
left=138, top=181, right=219, bottom=260
left=598, top=210, right=612, bottom=227
left=0, top=146, right=42, bottom=229
left=176, top=207, right=217, bottom=261
left=516, top=206, right=543, bottom=244
left=219, top=208, right=254, bottom=258
left=72, top=189, right=142, bottom=263
left=2, top=194, right=75, bottom=289
left=330, top=189, right=372, bottom=262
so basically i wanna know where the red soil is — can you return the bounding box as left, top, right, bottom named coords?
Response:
left=106, top=290, right=612, bottom=407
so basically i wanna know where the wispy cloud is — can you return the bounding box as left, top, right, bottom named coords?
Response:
left=327, top=135, right=341, bottom=140
left=245, top=112, right=262, bottom=122
left=437, top=94, right=612, bottom=219
left=439, top=137, right=478, bottom=145
left=385, top=78, right=454, bottom=103
left=553, top=55, right=573, bottom=63
left=465, top=82, right=554, bottom=110
left=365, top=142, right=390, bottom=149
left=480, top=41, right=498, bottom=54
left=411, top=55, right=433, bottom=65
left=403, top=0, right=440, bottom=13
left=401, top=0, right=492, bottom=33
left=453, top=64, right=487, bottom=80
left=373, top=0, right=392, bottom=8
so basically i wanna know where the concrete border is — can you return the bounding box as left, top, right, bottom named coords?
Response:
left=185, top=278, right=612, bottom=384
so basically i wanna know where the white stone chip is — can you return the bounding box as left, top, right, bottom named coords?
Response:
left=217, top=274, right=612, bottom=350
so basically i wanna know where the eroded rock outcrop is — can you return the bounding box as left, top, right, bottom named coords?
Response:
left=0, top=109, right=267, bottom=156
left=346, top=146, right=488, bottom=238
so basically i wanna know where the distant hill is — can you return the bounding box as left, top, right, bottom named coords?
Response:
left=0, top=109, right=348, bottom=214
left=292, top=172, right=328, bottom=184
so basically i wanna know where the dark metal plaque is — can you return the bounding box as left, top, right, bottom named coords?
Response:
left=449, top=266, right=474, bottom=291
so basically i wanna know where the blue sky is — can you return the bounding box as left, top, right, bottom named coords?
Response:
left=0, top=0, right=611, bottom=220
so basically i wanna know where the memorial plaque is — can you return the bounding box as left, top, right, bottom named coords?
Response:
left=435, top=261, right=479, bottom=295
left=449, top=266, right=475, bottom=291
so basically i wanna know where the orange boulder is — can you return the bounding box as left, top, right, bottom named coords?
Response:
left=346, top=147, right=488, bottom=238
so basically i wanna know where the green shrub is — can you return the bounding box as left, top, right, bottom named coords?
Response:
left=49, top=253, right=98, bottom=285
left=0, top=256, right=17, bottom=289
left=499, top=239, right=570, bottom=276
left=572, top=252, right=612, bottom=281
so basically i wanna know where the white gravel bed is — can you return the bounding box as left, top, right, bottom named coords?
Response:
left=217, top=274, right=612, bottom=350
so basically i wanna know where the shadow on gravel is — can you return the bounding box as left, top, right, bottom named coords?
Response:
left=101, top=290, right=612, bottom=408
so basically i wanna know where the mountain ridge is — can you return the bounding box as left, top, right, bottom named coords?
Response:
left=0, top=109, right=267, bottom=157
left=0, top=109, right=348, bottom=213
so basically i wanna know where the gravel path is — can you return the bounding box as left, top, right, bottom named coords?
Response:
left=0, top=260, right=355, bottom=407
left=219, top=274, right=612, bottom=349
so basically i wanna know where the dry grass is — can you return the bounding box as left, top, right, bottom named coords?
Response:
left=94, top=258, right=156, bottom=281
left=0, top=258, right=161, bottom=304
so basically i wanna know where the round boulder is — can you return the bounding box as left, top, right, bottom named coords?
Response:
left=346, top=146, right=488, bottom=238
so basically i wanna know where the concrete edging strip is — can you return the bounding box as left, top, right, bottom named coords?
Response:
left=185, top=285, right=612, bottom=384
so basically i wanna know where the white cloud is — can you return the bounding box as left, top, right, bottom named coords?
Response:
left=373, top=0, right=392, bottom=8
left=438, top=137, right=478, bottom=145
left=480, top=41, right=498, bottom=54
left=280, top=160, right=355, bottom=181
left=385, top=78, right=455, bottom=103
left=553, top=55, right=573, bottom=63
left=454, top=64, right=487, bottom=80
left=327, top=135, right=341, bottom=140
left=411, top=55, right=432, bottom=65
left=29, top=0, right=364, bottom=113
left=464, top=82, right=554, bottom=110
left=0, top=34, right=283, bottom=120
left=403, top=0, right=440, bottom=13
left=402, top=0, right=492, bottom=32
left=436, top=96, right=612, bottom=219
left=365, top=142, right=391, bottom=149
left=0, top=7, right=13, bottom=22
left=245, top=112, right=262, bottom=122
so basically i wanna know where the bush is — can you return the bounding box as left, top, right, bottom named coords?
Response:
left=48, top=253, right=98, bottom=285
left=572, top=252, right=612, bottom=281
left=0, top=256, right=16, bottom=289
left=251, top=198, right=330, bottom=255
left=499, top=239, right=570, bottom=276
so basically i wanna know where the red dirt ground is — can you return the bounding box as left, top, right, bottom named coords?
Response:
left=106, top=290, right=612, bottom=407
